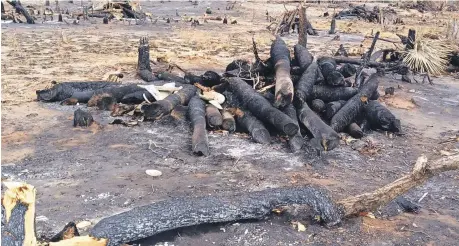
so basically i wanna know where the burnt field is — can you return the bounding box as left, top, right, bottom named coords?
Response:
left=1, top=1, right=459, bottom=246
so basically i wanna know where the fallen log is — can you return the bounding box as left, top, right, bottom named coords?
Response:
left=90, top=186, right=342, bottom=246
left=312, top=85, right=358, bottom=102
left=86, top=85, right=147, bottom=107
left=282, top=104, right=304, bottom=152
left=293, top=44, right=313, bottom=73
left=6, top=0, right=34, bottom=24
left=271, top=36, right=294, bottom=107
left=296, top=101, right=340, bottom=151
left=157, top=72, right=188, bottom=84
left=298, top=4, right=307, bottom=47
left=330, top=73, right=380, bottom=132
left=142, top=85, right=197, bottom=121
left=120, top=90, right=155, bottom=104
left=206, top=105, right=223, bottom=128
left=221, top=110, right=236, bottom=132
left=73, top=109, right=94, bottom=127
left=318, top=57, right=345, bottom=87
left=36, top=81, right=115, bottom=102
left=346, top=123, right=364, bottom=139
left=188, top=96, right=209, bottom=156
left=1, top=182, right=37, bottom=246
left=138, top=37, right=155, bottom=82
left=364, top=100, right=401, bottom=133
left=325, top=100, right=347, bottom=120
left=295, top=61, right=319, bottom=103
left=231, top=108, right=271, bottom=144
left=227, top=77, right=299, bottom=137
left=311, top=99, right=326, bottom=113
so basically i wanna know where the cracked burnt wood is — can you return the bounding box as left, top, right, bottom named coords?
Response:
left=318, top=57, right=345, bottom=87
left=282, top=104, right=304, bottom=152
left=296, top=101, right=340, bottom=151
left=205, top=104, right=223, bottom=128
left=36, top=81, right=115, bottom=102
left=1, top=182, right=37, bottom=246
left=188, top=96, right=209, bottom=156
left=157, top=72, right=188, bottom=84
left=227, top=77, right=299, bottom=137
left=330, top=73, right=380, bottom=132
left=312, top=85, right=358, bottom=102
left=294, top=44, right=313, bottom=73
left=311, top=99, right=326, bottom=114
left=142, top=84, right=197, bottom=121
left=90, top=186, right=343, bottom=246
left=221, top=110, right=236, bottom=132
left=86, top=85, right=148, bottom=107
left=295, top=61, right=319, bottom=103
left=364, top=100, right=401, bottom=133
left=138, top=37, right=155, bottom=82
left=231, top=108, right=270, bottom=144
left=271, top=36, right=294, bottom=107
left=298, top=4, right=307, bottom=47
left=6, top=0, right=34, bottom=23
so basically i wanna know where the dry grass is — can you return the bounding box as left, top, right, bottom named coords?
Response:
left=402, top=32, right=452, bottom=75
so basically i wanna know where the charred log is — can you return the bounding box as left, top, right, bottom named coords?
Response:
left=346, top=123, right=364, bottom=139
left=90, top=186, right=342, bottom=246
left=295, top=61, right=319, bottom=103
left=328, top=56, right=384, bottom=68
left=206, top=105, right=223, bottom=128
left=296, top=101, right=340, bottom=151
left=137, top=37, right=155, bottom=82
left=227, top=77, right=299, bottom=137
left=271, top=36, right=294, bottom=107
left=120, top=90, right=155, bottom=104
left=318, top=57, right=345, bottom=87
left=6, top=0, right=34, bottom=23
left=221, top=110, right=236, bottom=132
left=232, top=108, right=270, bottom=144
left=329, top=17, right=336, bottom=34
left=294, top=44, right=313, bottom=73
left=142, top=85, right=196, bottom=121
left=87, top=85, right=147, bottom=107
left=330, top=73, right=380, bottom=132
left=325, top=100, right=346, bottom=120
left=311, top=99, right=325, bottom=114
left=339, top=64, right=356, bottom=78
left=312, top=85, right=358, bottom=102
left=364, top=100, right=401, bottom=133
left=282, top=104, right=304, bottom=152
left=36, top=81, right=115, bottom=102
left=187, top=96, right=209, bottom=156
left=157, top=72, right=188, bottom=84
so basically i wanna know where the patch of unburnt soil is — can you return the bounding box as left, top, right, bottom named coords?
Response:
left=1, top=1, right=459, bottom=245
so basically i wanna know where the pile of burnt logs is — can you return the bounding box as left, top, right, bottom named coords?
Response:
left=335, top=4, right=403, bottom=25
left=36, top=35, right=402, bottom=156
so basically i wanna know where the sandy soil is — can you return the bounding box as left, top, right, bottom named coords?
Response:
left=2, top=1, right=459, bottom=245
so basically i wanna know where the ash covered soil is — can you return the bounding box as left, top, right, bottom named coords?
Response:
left=2, top=1, right=459, bottom=245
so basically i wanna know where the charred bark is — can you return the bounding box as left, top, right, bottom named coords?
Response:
left=221, top=110, right=236, bottom=132
left=227, top=77, right=299, bottom=137
left=87, top=85, right=148, bottom=107
left=312, top=85, right=358, bottom=102
left=36, top=81, right=115, bottom=102
left=346, top=123, right=364, bottom=139
left=157, top=72, right=188, bottom=84
left=6, top=0, right=34, bottom=23
left=328, top=56, right=384, bottom=68
left=364, top=100, right=401, bottom=133
left=293, top=44, right=314, bottom=74
left=188, top=96, right=209, bottom=156
left=329, top=17, right=336, bottom=34
left=206, top=105, right=223, bottom=128
left=339, top=64, right=356, bottom=78
left=271, top=36, right=294, bottom=107
left=298, top=5, right=307, bottom=47
left=90, top=186, right=343, bottom=246
left=318, top=57, right=345, bottom=87
left=295, top=61, right=319, bottom=103
left=330, top=73, right=380, bottom=132
left=282, top=104, right=304, bottom=152
left=232, top=108, right=271, bottom=144
left=138, top=37, right=156, bottom=82
left=142, top=85, right=197, bottom=121
left=120, top=90, right=155, bottom=104
left=296, top=101, right=340, bottom=151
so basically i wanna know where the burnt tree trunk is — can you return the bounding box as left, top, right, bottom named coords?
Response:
left=295, top=61, right=319, bottom=103
left=329, top=17, right=336, bottom=34
left=137, top=37, right=155, bottom=82
left=6, top=0, right=34, bottom=23
left=364, top=100, right=401, bottom=133
left=271, top=36, right=294, bottom=108
left=232, top=108, right=271, bottom=144
left=227, top=77, right=299, bottom=137
left=188, top=96, right=209, bottom=156
left=298, top=4, right=307, bottom=48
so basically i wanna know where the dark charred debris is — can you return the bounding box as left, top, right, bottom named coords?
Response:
left=36, top=33, right=411, bottom=156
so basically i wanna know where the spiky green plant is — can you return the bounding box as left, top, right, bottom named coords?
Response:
left=402, top=35, right=451, bottom=75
